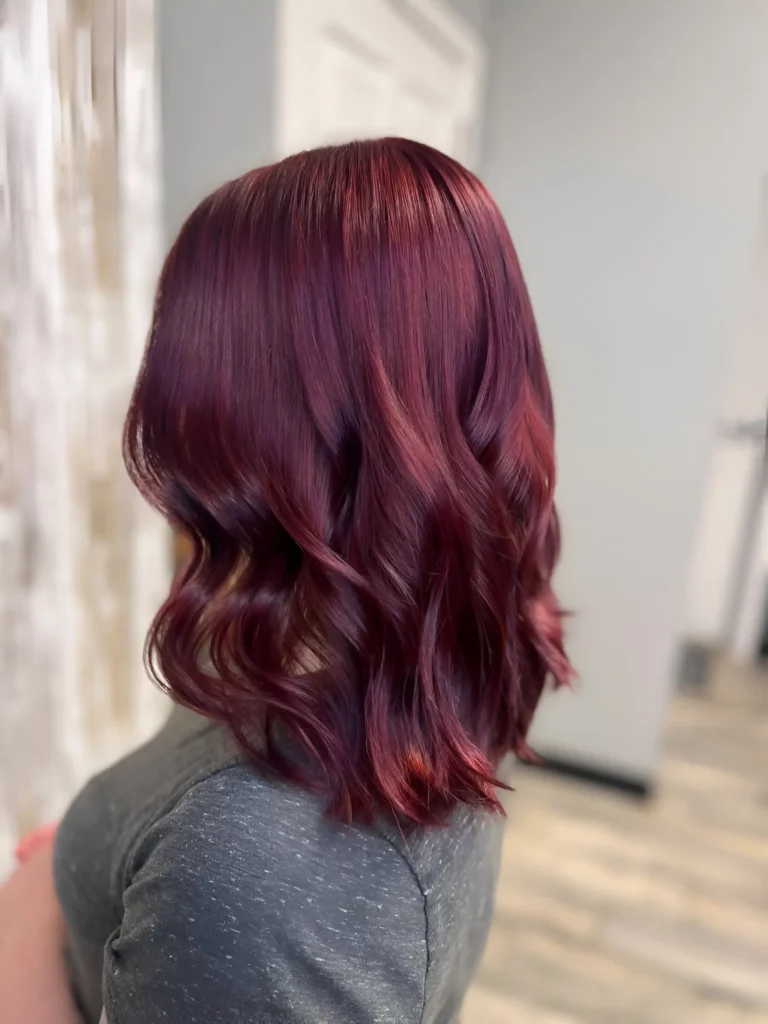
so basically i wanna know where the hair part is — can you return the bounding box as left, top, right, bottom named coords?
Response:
left=125, top=138, right=572, bottom=825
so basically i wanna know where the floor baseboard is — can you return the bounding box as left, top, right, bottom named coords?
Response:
left=530, top=755, right=653, bottom=799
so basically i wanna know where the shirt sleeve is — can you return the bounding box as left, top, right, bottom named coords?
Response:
left=101, top=767, right=427, bottom=1024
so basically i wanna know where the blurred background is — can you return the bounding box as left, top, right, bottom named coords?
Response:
left=0, top=1, right=766, bottom=1021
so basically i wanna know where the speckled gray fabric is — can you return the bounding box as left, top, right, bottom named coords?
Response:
left=54, top=706, right=504, bottom=1024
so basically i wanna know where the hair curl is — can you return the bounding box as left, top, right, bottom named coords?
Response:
left=124, top=138, right=572, bottom=825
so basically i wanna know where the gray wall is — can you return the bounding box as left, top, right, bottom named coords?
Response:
left=444, top=0, right=492, bottom=35
left=155, top=0, right=489, bottom=238
left=156, top=0, right=277, bottom=240
left=156, top=0, right=489, bottom=244
left=482, top=0, right=768, bottom=781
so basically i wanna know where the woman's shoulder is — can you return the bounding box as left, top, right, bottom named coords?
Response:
left=146, top=760, right=413, bottom=878
left=103, top=763, right=431, bottom=1024
left=60, top=710, right=506, bottom=1023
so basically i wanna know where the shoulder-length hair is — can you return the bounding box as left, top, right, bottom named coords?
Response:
left=125, top=138, right=571, bottom=825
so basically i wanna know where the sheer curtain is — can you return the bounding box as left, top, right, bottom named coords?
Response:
left=0, top=0, right=170, bottom=876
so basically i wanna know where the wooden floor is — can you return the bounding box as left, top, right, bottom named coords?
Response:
left=464, top=659, right=768, bottom=1024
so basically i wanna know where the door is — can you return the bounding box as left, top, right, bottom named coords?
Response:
left=684, top=178, right=768, bottom=663
left=275, top=0, right=484, bottom=166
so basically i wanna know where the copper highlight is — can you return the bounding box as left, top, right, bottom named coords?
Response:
left=125, top=138, right=571, bottom=824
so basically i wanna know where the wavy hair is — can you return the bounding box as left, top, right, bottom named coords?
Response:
left=124, top=138, right=572, bottom=824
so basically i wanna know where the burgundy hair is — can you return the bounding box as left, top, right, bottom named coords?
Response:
left=125, top=138, right=571, bottom=825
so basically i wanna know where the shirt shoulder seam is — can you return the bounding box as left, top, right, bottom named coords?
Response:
left=118, top=756, right=244, bottom=890
left=373, top=829, right=430, bottom=1024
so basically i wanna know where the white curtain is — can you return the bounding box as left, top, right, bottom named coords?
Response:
left=0, top=0, right=170, bottom=876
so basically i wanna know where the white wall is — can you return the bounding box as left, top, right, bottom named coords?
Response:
left=482, top=0, right=768, bottom=781
left=156, top=0, right=277, bottom=240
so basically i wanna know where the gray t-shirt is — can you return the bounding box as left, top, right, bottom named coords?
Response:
left=54, top=705, right=504, bottom=1024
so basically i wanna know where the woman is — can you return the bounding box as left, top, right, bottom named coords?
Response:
left=1, top=138, right=570, bottom=1023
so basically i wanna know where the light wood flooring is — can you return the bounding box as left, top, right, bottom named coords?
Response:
left=464, top=658, right=768, bottom=1024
